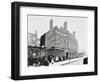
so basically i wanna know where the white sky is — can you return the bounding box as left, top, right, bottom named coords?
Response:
left=28, top=15, right=88, bottom=52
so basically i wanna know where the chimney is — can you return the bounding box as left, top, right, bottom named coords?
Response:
left=63, top=21, right=67, bottom=31
left=35, top=30, right=38, bottom=46
left=35, top=30, right=37, bottom=37
left=73, top=31, right=75, bottom=37
left=50, top=19, right=53, bottom=30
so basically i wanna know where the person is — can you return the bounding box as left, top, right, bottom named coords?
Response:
left=33, top=58, right=38, bottom=66
left=43, top=57, right=49, bottom=66
left=51, top=58, right=54, bottom=64
left=54, top=56, right=59, bottom=62
left=58, top=57, right=61, bottom=61
left=48, top=56, right=52, bottom=63
left=28, top=57, right=33, bottom=66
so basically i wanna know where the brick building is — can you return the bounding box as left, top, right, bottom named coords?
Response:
left=40, top=19, right=78, bottom=59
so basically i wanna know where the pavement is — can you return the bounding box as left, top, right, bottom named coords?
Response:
left=49, top=57, right=85, bottom=66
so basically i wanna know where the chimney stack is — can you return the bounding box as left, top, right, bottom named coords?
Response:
left=73, top=31, right=75, bottom=37
left=50, top=19, right=53, bottom=30
left=35, top=30, right=37, bottom=37
left=63, top=21, right=67, bottom=31
left=35, top=30, right=38, bottom=46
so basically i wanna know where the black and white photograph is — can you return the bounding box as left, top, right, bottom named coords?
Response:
left=27, top=15, right=88, bottom=67
left=11, top=2, right=97, bottom=80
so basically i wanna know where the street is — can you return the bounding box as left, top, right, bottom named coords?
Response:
left=49, top=57, right=85, bottom=66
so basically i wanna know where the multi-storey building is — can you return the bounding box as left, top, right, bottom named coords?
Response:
left=28, top=31, right=41, bottom=66
left=40, top=19, right=78, bottom=59
left=28, top=30, right=40, bottom=47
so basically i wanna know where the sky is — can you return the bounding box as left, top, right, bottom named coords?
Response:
left=28, top=15, right=88, bottom=52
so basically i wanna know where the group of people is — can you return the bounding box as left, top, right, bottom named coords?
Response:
left=28, top=55, right=69, bottom=67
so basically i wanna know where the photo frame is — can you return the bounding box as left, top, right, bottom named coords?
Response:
left=11, top=1, right=98, bottom=80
